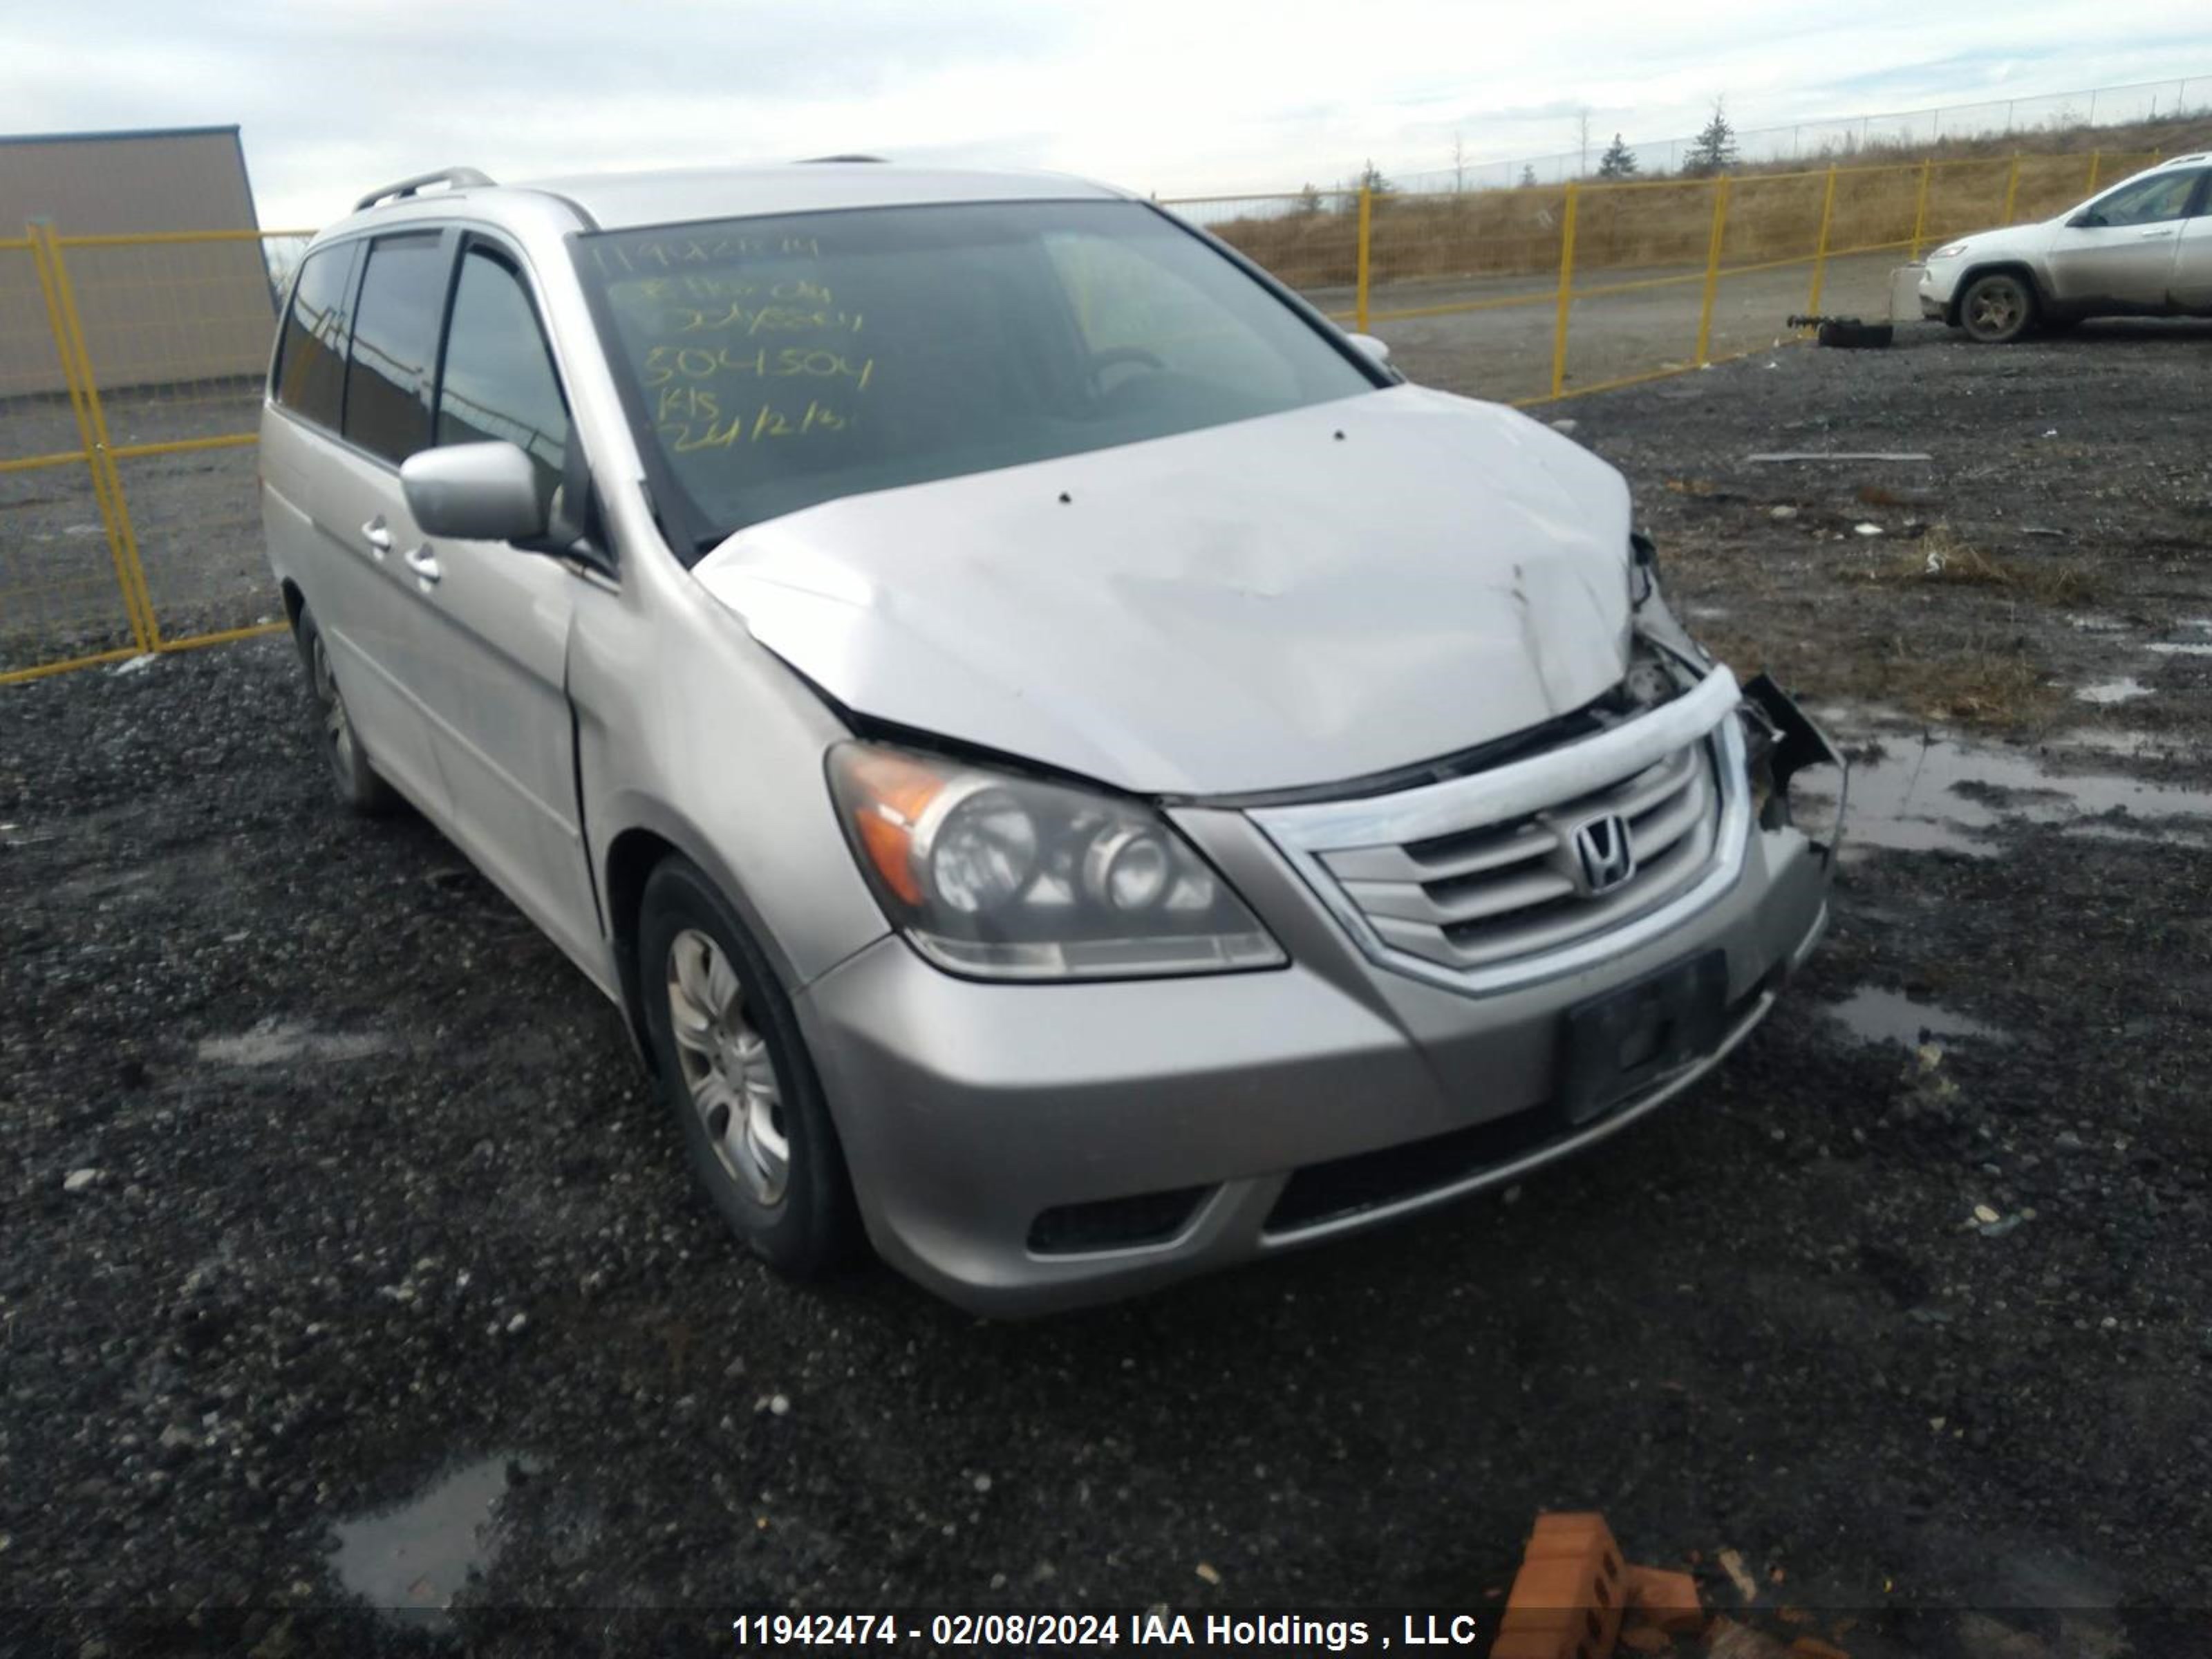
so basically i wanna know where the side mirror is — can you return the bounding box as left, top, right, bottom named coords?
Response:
left=1346, top=331, right=1392, bottom=365
left=401, top=442, right=547, bottom=543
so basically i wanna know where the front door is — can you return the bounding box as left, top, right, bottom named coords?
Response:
left=2043, top=168, right=2204, bottom=308
left=2171, top=194, right=2212, bottom=312
left=402, top=238, right=607, bottom=980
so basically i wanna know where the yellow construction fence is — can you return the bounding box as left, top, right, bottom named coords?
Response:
left=0, top=148, right=2164, bottom=682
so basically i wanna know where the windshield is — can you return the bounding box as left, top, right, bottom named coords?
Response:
left=573, top=199, right=1378, bottom=549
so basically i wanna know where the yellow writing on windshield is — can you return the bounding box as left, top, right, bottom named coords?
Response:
left=646, top=348, right=874, bottom=395
left=592, top=234, right=822, bottom=274
left=659, top=400, right=852, bottom=451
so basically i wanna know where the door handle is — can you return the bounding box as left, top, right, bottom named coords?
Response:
left=361, top=516, right=391, bottom=556
left=402, top=545, right=442, bottom=585
left=2139, top=227, right=2177, bottom=238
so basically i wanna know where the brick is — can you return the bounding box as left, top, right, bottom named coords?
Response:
left=1625, top=1564, right=1704, bottom=1634
left=1494, top=1512, right=1628, bottom=1659
left=1787, top=1640, right=1851, bottom=1659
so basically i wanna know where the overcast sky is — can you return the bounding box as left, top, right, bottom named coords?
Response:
left=7, top=1, right=2210, bottom=226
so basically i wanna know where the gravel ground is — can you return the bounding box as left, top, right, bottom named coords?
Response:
left=4, top=321, right=2211, bottom=1659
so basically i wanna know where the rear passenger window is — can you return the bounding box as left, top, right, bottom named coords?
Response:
left=435, top=248, right=569, bottom=509
left=273, top=243, right=357, bottom=429
left=344, top=234, right=447, bottom=465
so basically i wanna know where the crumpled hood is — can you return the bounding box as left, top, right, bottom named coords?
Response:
left=692, top=384, right=1634, bottom=796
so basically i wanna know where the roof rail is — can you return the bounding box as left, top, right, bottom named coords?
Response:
left=353, top=167, right=496, bottom=212
left=797, top=153, right=888, bottom=164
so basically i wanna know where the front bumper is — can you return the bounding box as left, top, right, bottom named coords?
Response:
left=1918, top=260, right=1962, bottom=319
left=797, top=686, right=1840, bottom=1317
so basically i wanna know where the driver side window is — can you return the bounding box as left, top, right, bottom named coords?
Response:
left=2086, top=171, right=2202, bottom=228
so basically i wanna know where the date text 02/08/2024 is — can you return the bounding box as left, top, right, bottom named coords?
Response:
left=731, top=1611, right=1489, bottom=1651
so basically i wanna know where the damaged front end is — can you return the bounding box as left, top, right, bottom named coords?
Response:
left=1629, top=532, right=1848, bottom=865
left=1250, top=539, right=1845, bottom=1000
left=1738, top=673, right=1848, bottom=861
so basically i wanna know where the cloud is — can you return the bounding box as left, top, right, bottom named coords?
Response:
left=1, top=0, right=2204, bottom=223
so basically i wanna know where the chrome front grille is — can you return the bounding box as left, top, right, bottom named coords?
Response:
left=1249, top=663, right=1750, bottom=994
left=1321, top=740, right=1719, bottom=971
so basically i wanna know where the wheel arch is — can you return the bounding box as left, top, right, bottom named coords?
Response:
left=604, top=823, right=682, bottom=1074
left=1949, top=261, right=2045, bottom=327
left=598, top=801, right=889, bottom=1079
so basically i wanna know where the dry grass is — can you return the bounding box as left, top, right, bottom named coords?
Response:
left=1202, top=110, right=2206, bottom=291
left=1864, top=525, right=2100, bottom=608
left=1702, top=608, right=2063, bottom=729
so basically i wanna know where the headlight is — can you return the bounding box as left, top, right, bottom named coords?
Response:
left=1931, top=241, right=1970, bottom=260
left=827, top=743, right=1286, bottom=981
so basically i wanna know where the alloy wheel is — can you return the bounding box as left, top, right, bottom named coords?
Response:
left=1966, top=279, right=2027, bottom=340
left=664, top=928, right=790, bottom=1207
left=310, top=632, right=357, bottom=781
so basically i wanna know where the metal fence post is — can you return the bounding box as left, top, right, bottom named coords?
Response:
left=26, top=221, right=156, bottom=656
left=1806, top=166, right=1839, bottom=315
left=1694, top=177, right=1731, bottom=367
left=1355, top=187, right=1372, bottom=334
left=1548, top=183, right=1580, bottom=399
left=39, top=225, right=161, bottom=650
left=2002, top=153, right=2023, bottom=224
left=2086, top=150, right=2102, bottom=192
left=1909, top=158, right=1935, bottom=261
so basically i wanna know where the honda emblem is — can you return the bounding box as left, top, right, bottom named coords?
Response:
left=1569, top=813, right=1637, bottom=896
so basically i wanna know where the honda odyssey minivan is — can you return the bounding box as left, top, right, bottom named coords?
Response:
left=260, top=160, right=1844, bottom=1314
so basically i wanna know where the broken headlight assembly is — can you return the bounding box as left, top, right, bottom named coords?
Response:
left=1738, top=679, right=1848, bottom=855
left=827, top=742, right=1286, bottom=981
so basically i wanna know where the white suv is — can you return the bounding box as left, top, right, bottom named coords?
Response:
left=1919, top=153, right=2212, bottom=341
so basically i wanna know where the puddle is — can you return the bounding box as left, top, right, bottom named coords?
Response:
left=2145, top=641, right=2212, bottom=657
left=1824, top=727, right=2212, bottom=858
left=198, top=1018, right=391, bottom=1067
left=1827, top=986, right=2012, bottom=1048
left=2074, top=677, right=2151, bottom=705
left=331, top=1454, right=541, bottom=1626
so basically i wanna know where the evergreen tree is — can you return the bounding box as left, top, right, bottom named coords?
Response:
left=1597, top=133, right=1639, bottom=180
left=1356, top=158, right=1394, bottom=195
left=1296, top=182, right=1323, bottom=215
left=1519, top=165, right=1539, bottom=188
left=1683, top=99, right=1738, bottom=177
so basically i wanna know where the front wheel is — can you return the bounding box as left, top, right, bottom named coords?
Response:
left=293, top=603, right=395, bottom=814
left=637, top=856, right=859, bottom=1279
left=1958, top=272, right=2036, bottom=344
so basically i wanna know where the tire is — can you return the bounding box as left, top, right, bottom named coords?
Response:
left=637, top=855, right=859, bottom=1279
left=293, top=603, right=397, bottom=814
left=1958, top=272, right=2036, bottom=344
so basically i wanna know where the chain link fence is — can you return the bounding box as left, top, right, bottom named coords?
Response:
left=1389, top=74, right=2209, bottom=191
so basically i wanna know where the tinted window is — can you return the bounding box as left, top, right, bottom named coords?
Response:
left=574, top=200, right=1375, bottom=548
left=435, top=248, right=568, bottom=509
left=344, top=234, right=447, bottom=465
left=2088, top=170, right=2202, bottom=227
left=274, top=243, right=357, bottom=429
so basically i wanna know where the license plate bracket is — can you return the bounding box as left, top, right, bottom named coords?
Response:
left=1557, top=950, right=1730, bottom=1127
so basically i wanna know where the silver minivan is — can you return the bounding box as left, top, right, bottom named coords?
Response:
left=261, top=160, right=1843, bottom=1315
